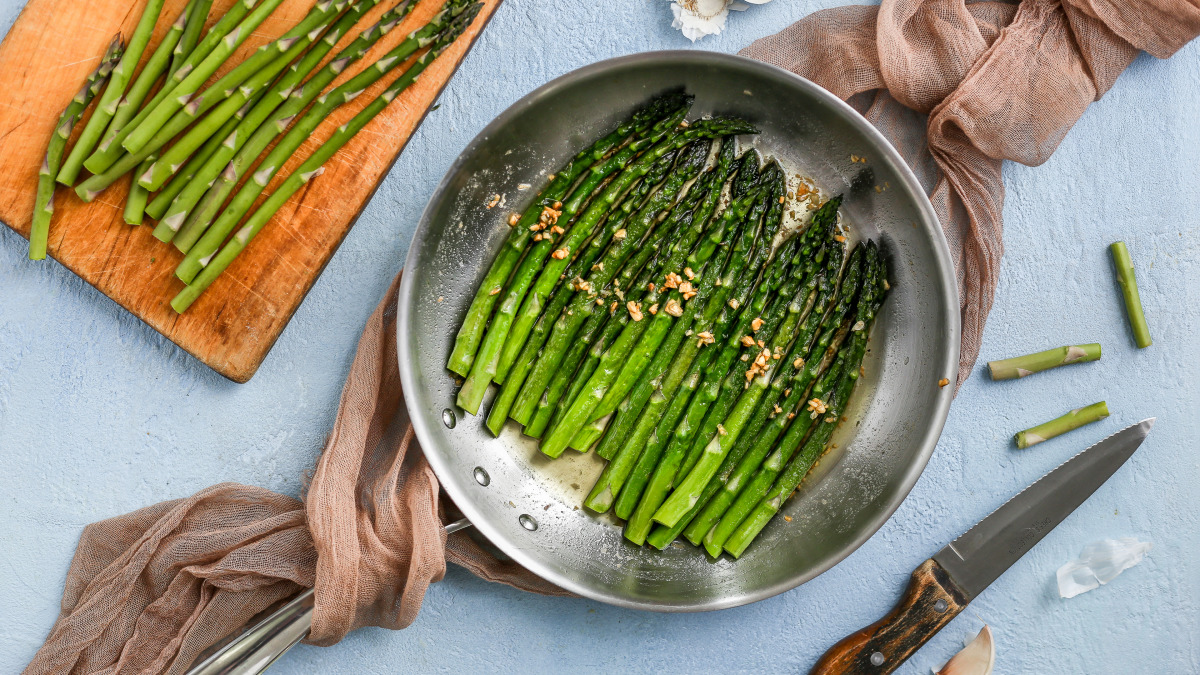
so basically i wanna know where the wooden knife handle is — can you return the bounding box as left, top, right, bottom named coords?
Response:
left=810, top=559, right=969, bottom=675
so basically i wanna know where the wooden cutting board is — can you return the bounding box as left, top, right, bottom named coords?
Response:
left=0, top=0, right=500, bottom=382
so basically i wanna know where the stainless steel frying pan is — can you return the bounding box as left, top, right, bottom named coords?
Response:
left=191, top=50, right=959, bottom=672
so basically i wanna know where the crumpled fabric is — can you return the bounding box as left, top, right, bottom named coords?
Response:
left=740, top=0, right=1200, bottom=384
left=24, top=0, right=1200, bottom=670
left=24, top=273, right=569, bottom=675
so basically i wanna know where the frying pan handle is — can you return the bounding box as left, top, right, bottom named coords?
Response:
left=186, top=518, right=472, bottom=675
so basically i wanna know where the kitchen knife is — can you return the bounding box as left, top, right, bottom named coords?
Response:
left=810, top=417, right=1155, bottom=675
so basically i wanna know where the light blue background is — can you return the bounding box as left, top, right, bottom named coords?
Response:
left=2, top=0, right=1198, bottom=672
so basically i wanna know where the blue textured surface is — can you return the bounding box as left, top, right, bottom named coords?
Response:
left=2, top=0, right=1198, bottom=672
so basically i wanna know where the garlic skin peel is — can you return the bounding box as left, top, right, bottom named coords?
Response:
left=668, top=0, right=772, bottom=42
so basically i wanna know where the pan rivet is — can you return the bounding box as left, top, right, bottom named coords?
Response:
left=442, top=408, right=457, bottom=429
left=934, top=599, right=947, bottom=613
left=518, top=514, right=538, bottom=531
left=473, top=466, right=490, bottom=486
left=870, top=652, right=885, bottom=666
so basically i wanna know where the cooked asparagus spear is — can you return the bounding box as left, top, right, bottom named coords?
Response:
left=29, top=36, right=123, bottom=260
left=987, top=343, right=1101, bottom=380
left=1015, top=401, right=1110, bottom=449
left=701, top=243, right=885, bottom=555
left=447, top=93, right=691, bottom=378
left=55, top=0, right=163, bottom=185
left=1110, top=242, right=1151, bottom=348
left=171, top=6, right=482, bottom=313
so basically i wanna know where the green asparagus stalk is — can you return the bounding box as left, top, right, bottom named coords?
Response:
left=1110, top=242, right=1151, bottom=348
left=56, top=0, right=164, bottom=185
left=173, top=3, right=476, bottom=280
left=124, top=156, right=155, bottom=224
left=621, top=227, right=825, bottom=537
left=172, top=0, right=213, bottom=74
left=524, top=160, right=701, bottom=438
left=540, top=169, right=765, bottom=458
left=163, top=0, right=420, bottom=249
left=654, top=231, right=859, bottom=529
left=506, top=137, right=720, bottom=425
left=120, top=0, right=298, bottom=154
left=83, top=0, right=266, bottom=174
left=456, top=141, right=712, bottom=417
left=701, top=244, right=884, bottom=555
left=721, top=362, right=848, bottom=559
left=171, top=8, right=481, bottom=314
left=138, top=0, right=356, bottom=192
left=596, top=208, right=766, bottom=517
left=987, top=344, right=1101, bottom=380
left=145, top=114, right=237, bottom=220
left=529, top=144, right=732, bottom=436
left=29, top=36, right=123, bottom=260
left=1015, top=401, right=1110, bottom=449
left=447, top=93, right=691, bottom=377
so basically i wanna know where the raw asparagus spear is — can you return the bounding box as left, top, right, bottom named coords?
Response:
left=124, top=156, right=155, bottom=224
left=120, top=0, right=298, bottom=154
left=174, top=2, right=479, bottom=279
left=701, top=244, right=884, bottom=555
left=29, top=36, right=123, bottom=260
left=171, top=8, right=481, bottom=313
left=988, top=344, right=1101, bottom=380
left=172, top=0, right=213, bottom=74
left=84, top=0, right=267, bottom=174
left=1110, top=242, right=1151, bottom=348
left=1015, top=401, right=1110, bottom=449
left=447, top=93, right=691, bottom=377
left=139, top=0, right=357, bottom=192
left=56, top=0, right=164, bottom=185
left=164, top=0, right=424, bottom=248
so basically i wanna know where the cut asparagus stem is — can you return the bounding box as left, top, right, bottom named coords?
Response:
left=987, top=344, right=1101, bottom=380
left=447, top=93, right=691, bottom=378
left=83, top=0, right=263, bottom=174
left=120, top=0, right=296, bottom=154
left=29, top=36, right=123, bottom=260
left=124, top=156, right=155, bottom=224
left=174, top=2, right=476, bottom=280
left=1015, top=401, right=1110, bottom=449
left=139, top=0, right=356, bottom=192
left=163, top=0, right=417, bottom=249
left=1110, top=242, right=1151, bottom=348
left=170, top=8, right=481, bottom=314
left=56, top=0, right=164, bottom=185
left=172, top=0, right=213, bottom=74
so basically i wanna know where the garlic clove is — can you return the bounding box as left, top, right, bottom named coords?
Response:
left=936, top=625, right=994, bottom=675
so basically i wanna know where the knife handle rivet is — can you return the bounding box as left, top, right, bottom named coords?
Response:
left=870, top=652, right=886, bottom=666
left=934, top=599, right=948, bottom=613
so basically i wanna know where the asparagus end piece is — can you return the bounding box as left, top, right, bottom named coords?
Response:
left=1109, top=242, right=1151, bottom=348
left=1014, top=401, right=1110, bottom=449
left=987, top=343, right=1101, bottom=380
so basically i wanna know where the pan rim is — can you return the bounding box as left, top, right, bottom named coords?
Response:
left=397, top=49, right=960, bottom=611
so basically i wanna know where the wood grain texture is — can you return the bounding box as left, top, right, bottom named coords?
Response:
left=0, top=0, right=500, bottom=382
left=809, top=559, right=970, bottom=675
